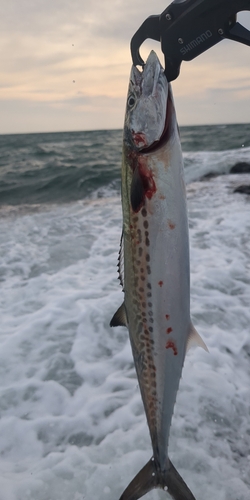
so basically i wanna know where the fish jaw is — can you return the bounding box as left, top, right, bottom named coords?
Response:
left=124, top=51, right=169, bottom=152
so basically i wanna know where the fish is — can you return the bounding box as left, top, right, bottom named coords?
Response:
left=110, top=50, right=207, bottom=500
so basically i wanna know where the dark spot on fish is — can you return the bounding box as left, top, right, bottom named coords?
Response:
left=149, top=318, right=154, bottom=323
left=147, top=265, right=151, bottom=274
left=146, top=254, right=150, bottom=262
left=147, top=283, right=151, bottom=289
left=148, top=302, right=152, bottom=307
left=141, top=208, right=147, bottom=217
left=147, top=292, right=152, bottom=298
left=139, top=287, right=144, bottom=293
left=148, top=310, right=153, bottom=317
left=143, top=220, right=149, bottom=229
left=149, top=327, right=153, bottom=333
left=145, top=231, right=149, bottom=237
left=146, top=238, right=150, bottom=246
left=138, top=247, right=143, bottom=257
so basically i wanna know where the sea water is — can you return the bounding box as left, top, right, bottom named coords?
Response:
left=0, top=125, right=250, bottom=499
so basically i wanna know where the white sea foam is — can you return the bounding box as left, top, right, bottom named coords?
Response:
left=0, top=175, right=249, bottom=499
left=184, top=146, right=250, bottom=183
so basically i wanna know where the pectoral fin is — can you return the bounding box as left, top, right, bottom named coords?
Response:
left=130, top=166, right=145, bottom=212
left=110, top=302, right=128, bottom=327
left=186, top=323, right=209, bottom=353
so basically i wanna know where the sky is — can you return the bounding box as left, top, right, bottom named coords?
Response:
left=1, top=0, right=250, bottom=134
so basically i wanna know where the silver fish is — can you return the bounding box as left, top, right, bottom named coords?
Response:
left=111, top=50, right=207, bottom=500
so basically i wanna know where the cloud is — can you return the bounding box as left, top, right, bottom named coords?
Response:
left=0, top=1, right=250, bottom=133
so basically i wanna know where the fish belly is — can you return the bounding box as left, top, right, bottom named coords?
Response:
left=123, top=141, right=190, bottom=468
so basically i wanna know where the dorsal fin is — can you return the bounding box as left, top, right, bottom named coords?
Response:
left=186, top=323, right=209, bottom=353
left=110, top=302, right=128, bottom=328
left=118, top=231, right=124, bottom=290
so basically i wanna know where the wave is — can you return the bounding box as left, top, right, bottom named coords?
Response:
left=0, top=125, right=249, bottom=206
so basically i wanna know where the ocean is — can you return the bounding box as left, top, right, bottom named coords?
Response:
left=1, top=124, right=250, bottom=207
left=0, top=124, right=250, bottom=500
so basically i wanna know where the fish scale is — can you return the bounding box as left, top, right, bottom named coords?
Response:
left=111, top=50, right=207, bottom=500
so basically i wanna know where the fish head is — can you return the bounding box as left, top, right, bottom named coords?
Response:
left=124, top=51, right=172, bottom=152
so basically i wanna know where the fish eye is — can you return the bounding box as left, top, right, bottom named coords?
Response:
left=127, top=94, right=136, bottom=107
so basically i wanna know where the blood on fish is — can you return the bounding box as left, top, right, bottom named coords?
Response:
left=168, top=220, right=176, bottom=230
left=137, top=157, right=157, bottom=201
left=158, top=281, right=163, bottom=287
left=166, top=327, right=172, bottom=334
left=130, top=156, right=156, bottom=213
left=166, top=340, right=178, bottom=355
left=165, top=314, right=170, bottom=320
left=132, top=132, right=147, bottom=148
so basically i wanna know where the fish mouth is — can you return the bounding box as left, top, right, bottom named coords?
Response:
left=127, top=51, right=173, bottom=154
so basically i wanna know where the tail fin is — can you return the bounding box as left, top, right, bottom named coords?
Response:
left=119, top=457, right=196, bottom=500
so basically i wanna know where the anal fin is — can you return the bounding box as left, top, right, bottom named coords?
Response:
left=186, top=323, right=209, bottom=353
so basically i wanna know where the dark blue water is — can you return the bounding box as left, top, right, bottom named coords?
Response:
left=0, top=124, right=249, bottom=206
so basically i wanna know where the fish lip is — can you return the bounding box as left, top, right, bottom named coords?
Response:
left=142, top=51, right=161, bottom=97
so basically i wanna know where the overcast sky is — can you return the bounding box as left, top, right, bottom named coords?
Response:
left=1, top=1, right=250, bottom=134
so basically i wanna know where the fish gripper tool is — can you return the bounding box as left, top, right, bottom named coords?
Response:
left=131, top=0, right=250, bottom=81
